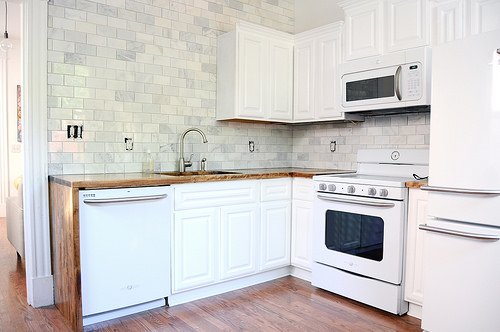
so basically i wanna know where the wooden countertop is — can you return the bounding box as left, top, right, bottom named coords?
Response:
left=406, top=181, right=428, bottom=189
left=49, top=168, right=354, bottom=189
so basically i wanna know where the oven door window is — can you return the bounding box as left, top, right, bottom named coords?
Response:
left=325, top=210, right=384, bottom=262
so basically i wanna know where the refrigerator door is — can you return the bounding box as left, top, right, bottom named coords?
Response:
left=421, top=218, right=500, bottom=332
left=427, top=30, right=500, bottom=226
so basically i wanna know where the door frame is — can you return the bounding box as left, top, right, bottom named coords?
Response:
left=22, top=0, right=53, bottom=307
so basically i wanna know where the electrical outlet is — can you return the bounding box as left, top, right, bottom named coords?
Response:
left=67, top=124, right=83, bottom=139
left=249, top=141, right=255, bottom=152
left=330, top=141, right=336, bottom=152
left=125, top=138, right=133, bottom=151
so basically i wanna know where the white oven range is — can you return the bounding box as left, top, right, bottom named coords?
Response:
left=312, top=149, right=429, bottom=315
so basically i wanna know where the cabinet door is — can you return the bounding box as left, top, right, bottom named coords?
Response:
left=268, top=40, right=293, bottom=121
left=220, top=204, right=259, bottom=281
left=468, top=0, right=500, bottom=35
left=237, top=31, right=268, bottom=119
left=404, top=188, right=428, bottom=307
left=293, top=39, right=315, bottom=121
left=172, top=208, right=219, bottom=293
left=386, top=0, right=430, bottom=52
left=343, top=1, right=384, bottom=60
left=291, top=200, right=313, bottom=270
left=315, top=31, right=343, bottom=119
left=431, top=0, right=464, bottom=46
left=260, top=201, right=291, bottom=271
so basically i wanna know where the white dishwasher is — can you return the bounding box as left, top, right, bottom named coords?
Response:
left=79, top=186, right=172, bottom=326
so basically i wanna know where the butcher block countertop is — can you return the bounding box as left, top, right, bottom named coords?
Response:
left=405, top=181, right=428, bottom=189
left=49, top=168, right=354, bottom=189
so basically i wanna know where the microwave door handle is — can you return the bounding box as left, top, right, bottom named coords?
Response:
left=395, top=65, right=402, bottom=100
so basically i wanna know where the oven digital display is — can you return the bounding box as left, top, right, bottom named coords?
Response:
left=325, top=210, right=384, bottom=261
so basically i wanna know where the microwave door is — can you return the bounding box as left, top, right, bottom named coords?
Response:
left=342, top=65, right=400, bottom=109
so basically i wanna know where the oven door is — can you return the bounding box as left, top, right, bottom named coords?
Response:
left=313, top=192, right=406, bottom=285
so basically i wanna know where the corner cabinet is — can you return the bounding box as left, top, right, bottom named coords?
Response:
left=217, top=21, right=293, bottom=122
left=404, top=187, right=428, bottom=319
left=294, top=23, right=362, bottom=122
left=291, top=178, right=314, bottom=272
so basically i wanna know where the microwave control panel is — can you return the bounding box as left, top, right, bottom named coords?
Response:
left=405, top=62, right=422, bottom=100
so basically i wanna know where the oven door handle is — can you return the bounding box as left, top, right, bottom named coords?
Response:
left=316, top=194, right=395, bottom=208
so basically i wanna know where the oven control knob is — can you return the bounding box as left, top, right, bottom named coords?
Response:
left=319, top=183, right=327, bottom=191
left=368, top=187, right=377, bottom=196
left=347, top=185, right=355, bottom=194
left=379, top=188, right=389, bottom=197
left=328, top=184, right=336, bottom=192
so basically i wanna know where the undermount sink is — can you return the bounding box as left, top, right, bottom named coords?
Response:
left=154, top=170, right=241, bottom=176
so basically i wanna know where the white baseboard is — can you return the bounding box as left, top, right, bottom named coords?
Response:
left=290, top=266, right=311, bottom=281
left=30, top=275, right=54, bottom=307
left=407, top=302, right=422, bottom=319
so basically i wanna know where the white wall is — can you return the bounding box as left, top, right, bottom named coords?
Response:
left=294, top=0, right=344, bottom=33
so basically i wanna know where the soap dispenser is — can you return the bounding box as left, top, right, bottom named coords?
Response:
left=143, top=149, right=155, bottom=173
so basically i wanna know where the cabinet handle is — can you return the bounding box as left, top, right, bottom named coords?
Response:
left=317, top=194, right=395, bottom=208
left=395, top=65, right=402, bottom=101
left=419, top=224, right=500, bottom=242
left=83, top=194, right=168, bottom=205
left=421, top=185, right=500, bottom=196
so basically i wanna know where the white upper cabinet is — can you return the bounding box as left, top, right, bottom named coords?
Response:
left=468, top=0, right=500, bottom=35
left=294, top=23, right=361, bottom=122
left=340, top=0, right=430, bottom=60
left=340, top=0, right=385, bottom=60
left=386, top=0, right=430, bottom=53
left=431, top=0, right=500, bottom=46
left=217, top=21, right=293, bottom=122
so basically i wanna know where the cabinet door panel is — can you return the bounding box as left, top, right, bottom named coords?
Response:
left=294, top=39, right=315, bottom=121
left=469, top=0, right=500, bottom=35
left=291, top=200, right=313, bottom=270
left=260, top=201, right=291, bottom=271
left=343, top=1, right=383, bottom=60
left=269, top=41, right=293, bottom=121
left=387, top=0, right=429, bottom=52
left=316, top=32, right=342, bottom=119
left=432, top=0, right=464, bottom=46
left=405, top=189, right=428, bottom=306
left=172, top=208, right=219, bottom=293
left=220, top=204, right=259, bottom=280
left=238, top=31, right=267, bottom=119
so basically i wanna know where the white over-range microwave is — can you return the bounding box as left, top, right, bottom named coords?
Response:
left=339, top=47, right=431, bottom=113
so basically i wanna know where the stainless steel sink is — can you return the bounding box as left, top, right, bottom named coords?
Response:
left=154, top=170, right=241, bottom=176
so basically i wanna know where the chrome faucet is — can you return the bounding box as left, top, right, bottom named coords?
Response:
left=179, top=127, right=208, bottom=172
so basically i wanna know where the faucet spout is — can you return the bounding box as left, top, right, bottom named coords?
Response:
left=179, top=127, right=208, bottom=172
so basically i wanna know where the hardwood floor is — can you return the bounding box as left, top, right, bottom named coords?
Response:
left=0, top=217, right=422, bottom=331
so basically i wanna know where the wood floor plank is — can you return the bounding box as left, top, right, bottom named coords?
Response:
left=0, top=217, right=422, bottom=332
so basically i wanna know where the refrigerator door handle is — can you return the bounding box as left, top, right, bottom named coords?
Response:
left=419, top=224, right=500, bottom=242
left=421, top=185, right=500, bottom=196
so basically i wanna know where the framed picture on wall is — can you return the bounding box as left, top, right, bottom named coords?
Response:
left=17, top=84, right=21, bottom=142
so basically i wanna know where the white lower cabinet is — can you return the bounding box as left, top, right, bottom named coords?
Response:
left=291, top=178, right=314, bottom=271
left=172, top=208, right=220, bottom=293
left=404, top=187, right=428, bottom=318
left=172, top=178, right=292, bottom=294
left=220, top=204, right=259, bottom=280
left=260, top=200, right=291, bottom=270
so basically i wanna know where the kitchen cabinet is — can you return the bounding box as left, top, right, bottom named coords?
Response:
left=172, top=180, right=259, bottom=293
left=260, top=178, right=292, bottom=270
left=217, top=21, right=293, bottom=122
left=291, top=178, right=314, bottom=271
left=294, top=23, right=362, bottom=122
left=404, top=187, right=428, bottom=318
left=172, top=178, right=292, bottom=293
left=172, top=208, right=220, bottom=292
left=431, top=0, right=500, bottom=46
left=340, top=0, right=430, bottom=60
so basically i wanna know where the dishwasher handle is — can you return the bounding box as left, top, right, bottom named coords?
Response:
left=419, top=224, right=500, bottom=242
left=83, top=193, right=168, bottom=205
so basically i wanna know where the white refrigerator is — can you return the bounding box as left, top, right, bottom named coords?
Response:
left=420, top=30, right=500, bottom=332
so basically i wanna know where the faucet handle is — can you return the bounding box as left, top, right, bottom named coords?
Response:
left=184, top=154, right=194, bottom=169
